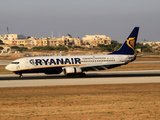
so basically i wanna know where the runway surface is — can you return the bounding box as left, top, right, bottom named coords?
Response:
left=0, top=70, right=160, bottom=88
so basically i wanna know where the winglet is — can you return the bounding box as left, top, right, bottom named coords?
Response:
left=125, top=52, right=138, bottom=64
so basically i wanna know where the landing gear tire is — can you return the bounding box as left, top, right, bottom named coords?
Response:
left=80, top=73, right=86, bottom=77
left=19, top=75, right=23, bottom=79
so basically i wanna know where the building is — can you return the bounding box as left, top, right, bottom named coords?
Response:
left=48, top=36, right=81, bottom=47
left=15, top=39, right=31, bottom=46
left=0, top=33, right=112, bottom=47
left=34, top=38, right=50, bottom=46
left=82, top=35, right=111, bottom=46
left=0, top=34, right=26, bottom=40
left=0, top=34, right=26, bottom=45
left=48, top=38, right=63, bottom=46
left=143, top=41, right=160, bottom=46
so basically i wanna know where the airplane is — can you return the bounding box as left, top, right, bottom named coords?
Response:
left=5, top=27, right=139, bottom=78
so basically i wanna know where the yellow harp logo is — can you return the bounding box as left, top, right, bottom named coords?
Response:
left=126, top=37, right=135, bottom=50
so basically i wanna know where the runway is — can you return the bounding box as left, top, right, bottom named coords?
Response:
left=0, top=70, right=160, bottom=88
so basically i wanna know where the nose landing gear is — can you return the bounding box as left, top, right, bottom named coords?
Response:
left=18, top=73, right=23, bottom=79
left=19, top=75, right=23, bottom=79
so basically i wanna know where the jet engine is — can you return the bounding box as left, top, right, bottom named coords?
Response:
left=63, top=67, right=82, bottom=75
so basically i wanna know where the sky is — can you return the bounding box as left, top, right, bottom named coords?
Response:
left=0, top=0, right=160, bottom=42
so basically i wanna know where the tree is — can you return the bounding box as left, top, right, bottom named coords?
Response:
left=20, top=44, right=24, bottom=46
left=32, top=46, right=43, bottom=51
left=17, top=47, right=28, bottom=51
left=142, top=47, right=153, bottom=53
left=42, top=46, right=54, bottom=50
left=11, top=46, right=19, bottom=50
left=115, top=44, right=122, bottom=50
left=55, top=45, right=68, bottom=51
left=98, top=44, right=108, bottom=52
left=98, top=44, right=115, bottom=52
left=106, top=44, right=113, bottom=52
left=135, top=43, right=153, bottom=53
left=0, top=46, right=4, bottom=50
left=135, top=43, right=143, bottom=49
left=0, top=40, right=4, bottom=45
left=73, top=46, right=81, bottom=48
left=27, top=36, right=31, bottom=39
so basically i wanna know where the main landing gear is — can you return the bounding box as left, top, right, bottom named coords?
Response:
left=80, top=73, right=86, bottom=77
left=66, top=73, right=86, bottom=77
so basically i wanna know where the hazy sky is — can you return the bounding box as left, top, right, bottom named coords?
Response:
left=0, top=0, right=160, bottom=42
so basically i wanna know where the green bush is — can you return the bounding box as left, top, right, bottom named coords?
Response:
left=135, top=43, right=153, bottom=53
left=73, top=46, right=81, bottom=48
left=11, top=46, right=19, bottom=50
left=54, top=45, right=68, bottom=51
left=42, top=46, right=54, bottom=50
left=20, top=44, right=24, bottom=46
left=17, top=47, right=28, bottom=51
left=115, top=44, right=122, bottom=50
left=32, top=46, right=43, bottom=51
left=142, top=48, right=153, bottom=53
left=31, top=45, right=68, bottom=51
left=98, top=44, right=115, bottom=52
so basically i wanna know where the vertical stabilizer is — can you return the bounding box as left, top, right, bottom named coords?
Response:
left=110, top=27, right=139, bottom=55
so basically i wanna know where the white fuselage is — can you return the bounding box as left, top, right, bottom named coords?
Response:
left=5, top=54, right=133, bottom=74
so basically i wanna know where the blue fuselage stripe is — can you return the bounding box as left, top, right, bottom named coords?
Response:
left=14, top=67, right=62, bottom=74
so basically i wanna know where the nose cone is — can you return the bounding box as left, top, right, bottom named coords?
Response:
left=5, top=64, right=12, bottom=71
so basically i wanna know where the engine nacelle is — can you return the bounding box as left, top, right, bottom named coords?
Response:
left=63, top=67, right=82, bottom=75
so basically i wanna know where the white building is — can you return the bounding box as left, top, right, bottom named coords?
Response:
left=82, top=35, right=109, bottom=41
left=82, top=35, right=111, bottom=46
left=143, top=41, right=160, bottom=46
left=0, top=34, right=26, bottom=40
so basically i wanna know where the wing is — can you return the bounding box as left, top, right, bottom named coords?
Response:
left=79, top=62, right=126, bottom=71
left=79, top=53, right=138, bottom=71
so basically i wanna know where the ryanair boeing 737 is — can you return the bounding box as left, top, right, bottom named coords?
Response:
left=5, top=27, right=139, bottom=78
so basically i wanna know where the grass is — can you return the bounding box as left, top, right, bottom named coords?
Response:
left=0, top=65, right=12, bottom=74
left=0, top=84, right=160, bottom=120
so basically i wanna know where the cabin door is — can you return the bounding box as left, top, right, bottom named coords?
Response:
left=25, top=60, right=30, bottom=68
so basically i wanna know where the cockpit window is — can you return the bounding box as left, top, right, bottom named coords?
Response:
left=11, top=62, right=20, bottom=64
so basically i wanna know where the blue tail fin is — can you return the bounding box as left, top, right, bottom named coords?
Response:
left=110, top=27, right=139, bottom=55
